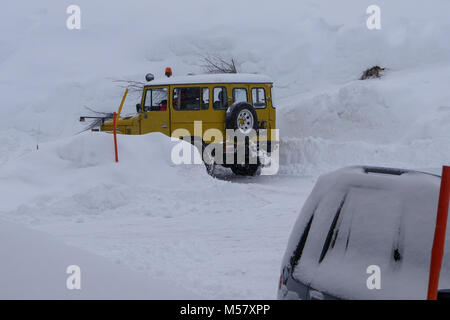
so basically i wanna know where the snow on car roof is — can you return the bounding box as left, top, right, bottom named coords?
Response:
left=146, top=73, right=273, bottom=86
left=284, top=166, right=444, bottom=299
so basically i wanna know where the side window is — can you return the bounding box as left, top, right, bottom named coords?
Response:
left=143, top=88, right=168, bottom=111
left=251, top=88, right=266, bottom=109
left=201, top=88, right=209, bottom=110
left=213, top=87, right=228, bottom=110
left=290, top=214, right=314, bottom=268
left=173, top=87, right=201, bottom=111
left=233, top=88, right=248, bottom=103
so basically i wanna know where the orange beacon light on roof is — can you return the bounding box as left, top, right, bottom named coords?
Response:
left=165, top=67, right=172, bottom=77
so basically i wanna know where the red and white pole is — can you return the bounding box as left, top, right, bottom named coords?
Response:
left=427, top=166, right=450, bottom=300
left=113, top=112, right=118, bottom=163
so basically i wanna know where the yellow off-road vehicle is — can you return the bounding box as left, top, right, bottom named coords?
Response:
left=82, top=72, right=277, bottom=176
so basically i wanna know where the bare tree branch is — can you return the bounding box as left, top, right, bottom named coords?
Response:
left=111, top=78, right=146, bottom=93
left=201, top=54, right=238, bottom=74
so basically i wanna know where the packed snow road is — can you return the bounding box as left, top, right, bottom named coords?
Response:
left=25, top=175, right=313, bottom=299
left=0, top=133, right=315, bottom=299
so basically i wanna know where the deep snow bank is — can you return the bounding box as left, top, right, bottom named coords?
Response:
left=0, top=131, right=208, bottom=212
left=2, top=0, right=450, bottom=176
left=0, top=130, right=307, bottom=299
left=0, top=219, right=196, bottom=299
left=278, top=63, right=450, bottom=175
left=0, top=132, right=208, bottom=298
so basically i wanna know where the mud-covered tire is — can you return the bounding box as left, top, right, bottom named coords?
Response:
left=230, top=163, right=261, bottom=176
left=226, top=102, right=258, bottom=133
left=201, top=142, right=217, bottom=176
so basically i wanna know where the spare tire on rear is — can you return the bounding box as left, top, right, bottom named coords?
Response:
left=225, top=102, right=261, bottom=175
left=225, top=102, right=258, bottom=133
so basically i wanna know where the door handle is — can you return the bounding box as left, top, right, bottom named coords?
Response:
left=161, top=124, right=168, bottom=128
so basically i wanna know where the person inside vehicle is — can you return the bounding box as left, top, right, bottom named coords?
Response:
left=214, top=90, right=227, bottom=109
left=160, top=99, right=167, bottom=111
left=185, top=88, right=200, bottom=110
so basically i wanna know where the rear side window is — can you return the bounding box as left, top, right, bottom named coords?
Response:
left=251, top=88, right=266, bottom=109
left=201, top=88, right=210, bottom=110
left=233, top=88, right=248, bottom=103
left=173, top=87, right=201, bottom=111
left=213, top=87, right=228, bottom=110
left=290, top=214, right=315, bottom=268
left=319, top=194, right=347, bottom=263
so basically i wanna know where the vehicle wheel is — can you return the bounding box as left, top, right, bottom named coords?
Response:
left=226, top=102, right=258, bottom=133
left=230, top=163, right=261, bottom=176
left=202, top=143, right=217, bottom=176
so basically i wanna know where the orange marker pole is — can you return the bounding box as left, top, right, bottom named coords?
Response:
left=427, top=165, right=450, bottom=300
left=113, top=112, right=118, bottom=163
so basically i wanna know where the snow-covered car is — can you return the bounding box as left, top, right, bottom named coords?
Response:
left=278, top=166, right=450, bottom=300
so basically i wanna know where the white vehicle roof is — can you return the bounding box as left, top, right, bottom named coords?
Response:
left=146, top=73, right=273, bottom=86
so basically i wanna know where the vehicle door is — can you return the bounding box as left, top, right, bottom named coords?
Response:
left=170, top=85, right=211, bottom=139
left=249, top=86, right=270, bottom=129
left=140, top=86, right=170, bottom=136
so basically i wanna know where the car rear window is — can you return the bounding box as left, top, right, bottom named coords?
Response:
left=232, top=88, right=248, bottom=103
left=251, top=87, right=266, bottom=109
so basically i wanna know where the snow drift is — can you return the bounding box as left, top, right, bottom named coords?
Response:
left=0, top=219, right=196, bottom=299
left=0, top=132, right=208, bottom=213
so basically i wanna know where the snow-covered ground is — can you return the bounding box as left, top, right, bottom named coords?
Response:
left=1, top=0, right=450, bottom=298
left=0, top=133, right=315, bottom=298
left=0, top=219, right=197, bottom=299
